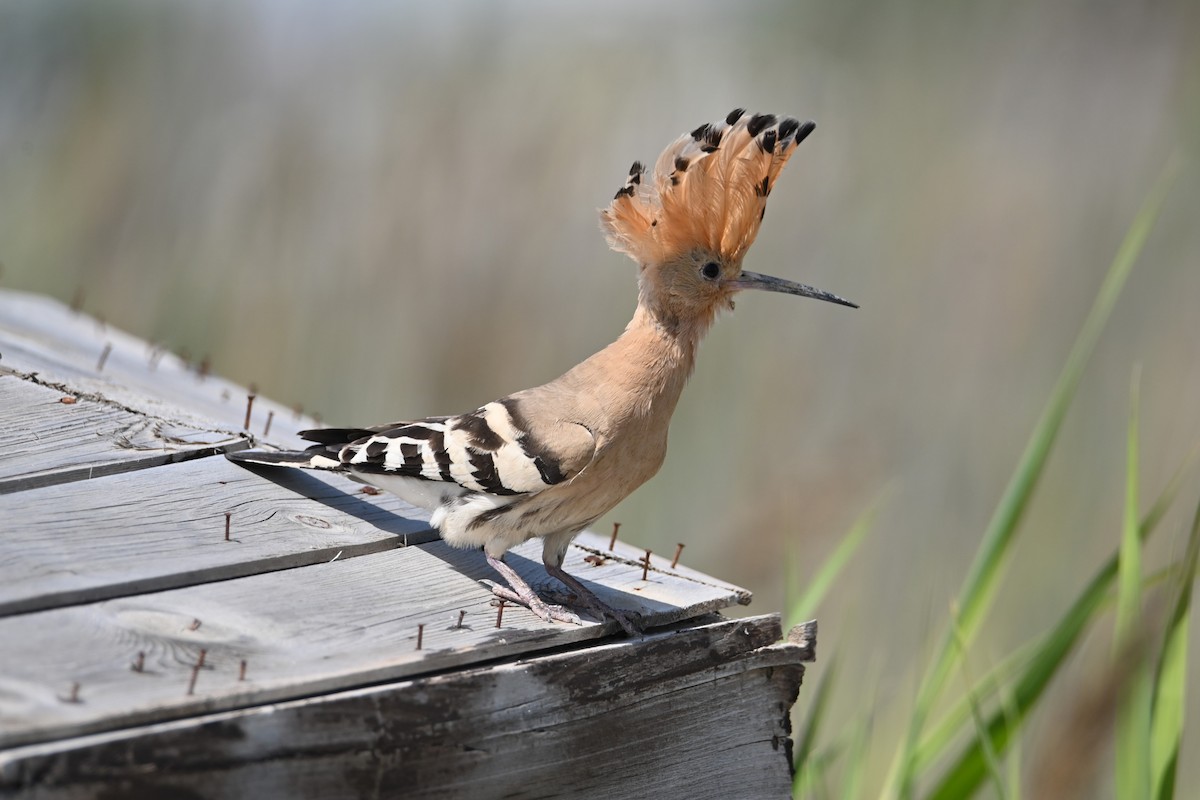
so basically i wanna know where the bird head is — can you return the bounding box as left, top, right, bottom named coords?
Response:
left=601, top=109, right=856, bottom=334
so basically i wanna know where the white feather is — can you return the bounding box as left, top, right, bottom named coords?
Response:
left=360, top=471, right=466, bottom=513
left=480, top=402, right=552, bottom=492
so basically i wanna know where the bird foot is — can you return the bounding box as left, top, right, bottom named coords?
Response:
left=489, top=585, right=581, bottom=625
left=579, top=596, right=644, bottom=637
left=485, top=553, right=583, bottom=626
left=484, top=552, right=642, bottom=635
left=544, top=562, right=644, bottom=636
left=535, top=586, right=643, bottom=634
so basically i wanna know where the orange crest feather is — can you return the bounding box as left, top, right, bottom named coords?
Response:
left=601, top=109, right=814, bottom=266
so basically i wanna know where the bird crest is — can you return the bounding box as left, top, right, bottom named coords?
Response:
left=601, top=109, right=815, bottom=268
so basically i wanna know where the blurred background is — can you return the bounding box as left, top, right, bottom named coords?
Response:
left=3, top=0, right=1199, bottom=793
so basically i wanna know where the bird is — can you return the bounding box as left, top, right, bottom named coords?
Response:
left=228, top=108, right=857, bottom=635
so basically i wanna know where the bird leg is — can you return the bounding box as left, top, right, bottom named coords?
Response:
left=544, top=561, right=643, bottom=636
left=485, top=553, right=581, bottom=625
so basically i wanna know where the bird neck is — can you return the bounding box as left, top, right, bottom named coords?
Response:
left=555, top=296, right=711, bottom=435
left=586, top=301, right=703, bottom=419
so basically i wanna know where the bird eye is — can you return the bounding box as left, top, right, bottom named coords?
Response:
left=701, top=261, right=721, bottom=280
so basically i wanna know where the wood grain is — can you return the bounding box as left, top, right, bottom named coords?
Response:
left=0, top=290, right=313, bottom=450
left=0, top=455, right=436, bottom=617
left=0, top=616, right=810, bottom=800
left=0, top=529, right=749, bottom=749
left=0, top=376, right=244, bottom=493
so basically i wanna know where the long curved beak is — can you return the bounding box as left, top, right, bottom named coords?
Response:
left=728, top=270, right=858, bottom=309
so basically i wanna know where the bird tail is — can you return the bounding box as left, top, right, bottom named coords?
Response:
left=226, top=448, right=343, bottom=470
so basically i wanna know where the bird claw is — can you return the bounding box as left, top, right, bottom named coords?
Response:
left=543, top=561, right=644, bottom=636
left=604, top=607, right=645, bottom=637
left=484, top=552, right=639, bottom=633
left=490, top=585, right=582, bottom=625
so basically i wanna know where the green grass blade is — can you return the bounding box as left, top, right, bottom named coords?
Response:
left=839, top=711, right=875, bottom=800
left=1150, top=497, right=1200, bottom=799
left=1142, top=440, right=1200, bottom=536
left=1115, top=368, right=1142, bottom=647
left=912, top=639, right=1037, bottom=774
left=924, top=553, right=1122, bottom=799
left=789, top=492, right=885, bottom=626
left=950, top=604, right=1008, bottom=800
left=913, top=554, right=1193, bottom=777
left=1113, top=369, right=1142, bottom=642
left=794, top=754, right=826, bottom=800
left=1116, top=662, right=1154, bottom=800
left=884, top=158, right=1179, bottom=800
left=923, top=456, right=1193, bottom=800
left=1002, top=684, right=1023, bottom=800
left=1115, top=369, right=1151, bottom=800
left=917, top=534, right=1189, bottom=776
left=797, top=749, right=845, bottom=800
left=794, top=655, right=838, bottom=783
left=789, top=494, right=884, bottom=795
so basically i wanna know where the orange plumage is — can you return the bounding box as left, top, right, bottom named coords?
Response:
left=601, top=109, right=813, bottom=268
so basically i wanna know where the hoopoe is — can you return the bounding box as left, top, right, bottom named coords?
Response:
left=229, top=108, right=856, bottom=635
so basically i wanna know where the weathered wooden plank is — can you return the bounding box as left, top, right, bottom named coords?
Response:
left=0, top=447, right=745, bottom=617
left=0, top=456, right=436, bottom=617
left=0, top=289, right=311, bottom=450
left=584, top=533, right=753, bottom=606
left=0, top=615, right=810, bottom=800
left=0, top=375, right=245, bottom=494
left=0, top=529, right=748, bottom=749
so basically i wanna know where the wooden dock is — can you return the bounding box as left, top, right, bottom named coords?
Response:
left=0, top=289, right=814, bottom=799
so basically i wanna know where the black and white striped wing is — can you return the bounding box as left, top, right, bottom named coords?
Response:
left=321, top=399, right=593, bottom=497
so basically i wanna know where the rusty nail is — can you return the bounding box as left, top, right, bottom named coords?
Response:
left=131, top=651, right=145, bottom=673
left=416, top=624, right=424, bottom=650
left=456, top=610, right=466, bottom=629
left=238, top=659, right=247, bottom=681
left=189, top=618, right=202, bottom=631
left=263, top=410, right=274, bottom=438
left=187, top=651, right=207, bottom=696
left=96, top=343, right=112, bottom=372
left=224, top=512, right=231, bottom=542
left=609, top=522, right=621, bottom=551
left=495, top=600, right=505, bottom=629
left=197, top=355, right=210, bottom=380
left=671, top=543, right=685, bottom=569
left=61, top=682, right=81, bottom=703
left=642, top=549, right=652, bottom=581
left=243, top=393, right=256, bottom=430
